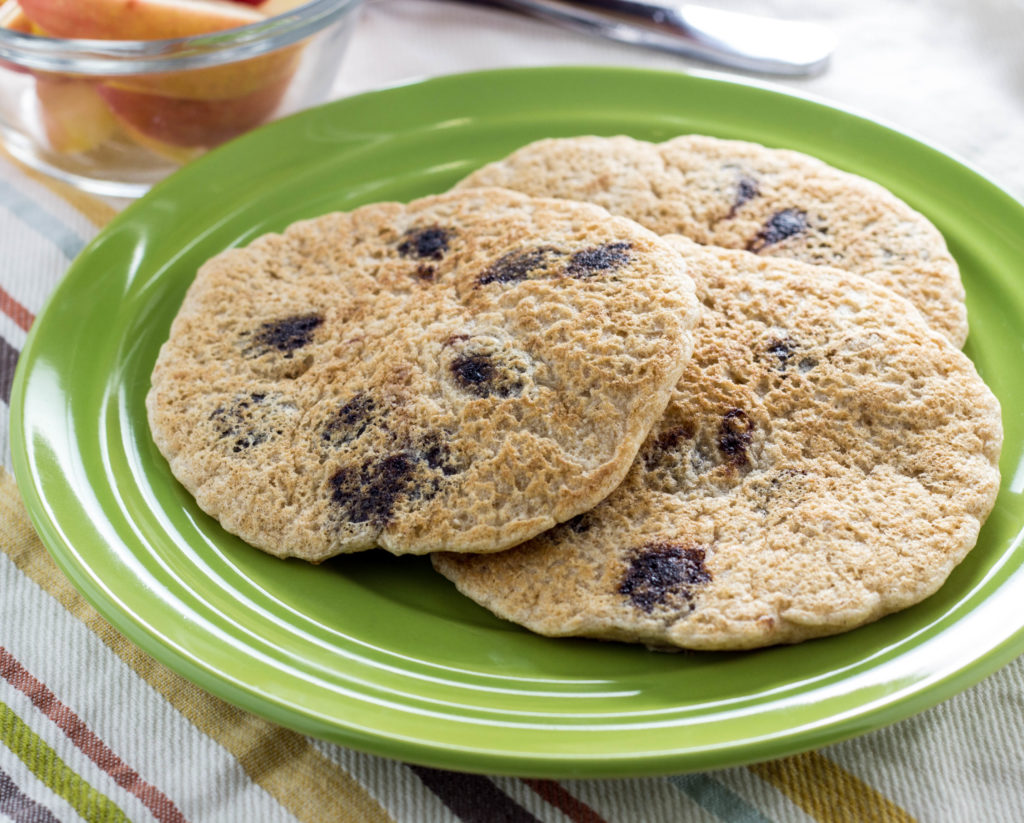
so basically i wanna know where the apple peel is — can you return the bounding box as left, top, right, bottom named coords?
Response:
left=98, top=70, right=290, bottom=148
left=17, top=0, right=264, bottom=41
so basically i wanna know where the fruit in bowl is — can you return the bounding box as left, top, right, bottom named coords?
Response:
left=0, top=0, right=358, bottom=196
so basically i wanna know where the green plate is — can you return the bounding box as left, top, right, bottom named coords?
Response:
left=11, top=67, right=1024, bottom=778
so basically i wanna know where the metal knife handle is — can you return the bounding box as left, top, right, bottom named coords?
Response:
left=494, top=0, right=836, bottom=76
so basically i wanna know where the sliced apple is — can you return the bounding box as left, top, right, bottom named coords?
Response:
left=0, top=1, right=33, bottom=33
left=0, top=2, right=35, bottom=74
left=97, top=70, right=290, bottom=148
left=109, top=41, right=301, bottom=101
left=116, top=118, right=205, bottom=164
left=35, top=77, right=118, bottom=153
left=17, top=0, right=264, bottom=40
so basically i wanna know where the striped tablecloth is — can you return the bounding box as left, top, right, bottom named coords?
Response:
left=3, top=1, right=1024, bottom=820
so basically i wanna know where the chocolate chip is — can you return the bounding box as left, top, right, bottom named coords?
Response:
left=747, top=209, right=808, bottom=253
left=328, top=436, right=457, bottom=526
left=718, top=408, right=753, bottom=467
left=247, top=313, right=323, bottom=359
left=619, top=542, right=710, bottom=612
left=565, top=242, right=632, bottom=278
left=478, top=246, right=562, bottom=286
left=322, top=393, right=378, bottom=447
left=419, top=431, right=459, bottom=477
left=655, top=423, right=695, bottom=451
left=231, top=431, right=267, bottom=453
left=728, top=176, right=760, bottom=218
left=451, top=353, right=494, bottom=387
left=765, top=336, right=798, bottom=370
left=643, top=423, right=696, bottom=471
left=329, top=452, right=417, bottom=525
left=397, top=226, right=454, bottom=260
left=450, top=352, right=523, bottom=398
left=209, top=394, right=275, bottom=454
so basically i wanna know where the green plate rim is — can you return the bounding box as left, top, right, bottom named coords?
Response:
left=10, top=65, right=1024, bottom=778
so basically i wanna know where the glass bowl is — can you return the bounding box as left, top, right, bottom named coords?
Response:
left=0, top=0, right=363, bottom=198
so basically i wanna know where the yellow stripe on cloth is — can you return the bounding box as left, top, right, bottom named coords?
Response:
left=749, top=750, right=917, bottom=823
left=0, top=700, right=129, bottom=823
left=0, top=146, right=119, bottom=229
left=0, top=470, right=395, bottom=823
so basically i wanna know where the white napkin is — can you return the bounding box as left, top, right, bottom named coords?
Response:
left=336, top=0, right=1024, bottom=200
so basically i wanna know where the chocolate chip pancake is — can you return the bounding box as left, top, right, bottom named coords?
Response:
left=432, top=238, right=1001, bottom=650
left=146, top=189, right=700, bottom=561
left=456, top=134, right=967, bottom=346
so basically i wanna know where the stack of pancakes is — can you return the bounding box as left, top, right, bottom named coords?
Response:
left=147, top=135, right=1002, bottom=651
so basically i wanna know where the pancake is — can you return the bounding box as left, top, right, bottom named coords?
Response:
left=433, top=238, right=1001, bottom=650
left=456, top=134, right=967, bottom=346
left=147, top=188, right=701, bottom=561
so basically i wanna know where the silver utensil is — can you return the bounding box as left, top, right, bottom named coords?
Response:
left=493, top=0, right=836, bottom=76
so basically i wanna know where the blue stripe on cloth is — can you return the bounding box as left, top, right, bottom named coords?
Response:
left=0, top=764, right=62, bottom=823
left=669, top=773, right=776, bottom=823
left=0, top=180, right=87, bottom=260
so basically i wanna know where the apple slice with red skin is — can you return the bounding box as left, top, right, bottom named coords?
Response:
left=15, top=0, right=300, bottom=101
left=17, top=0, right=264, bottom=40
left=96, top=69, right=291, bottom=148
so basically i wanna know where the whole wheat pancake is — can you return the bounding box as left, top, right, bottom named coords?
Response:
left=456, top=134, right=967, bottom=346
left=433, top=238, right=1002, bottom=650
left=147, top=189, right=700, bottom=561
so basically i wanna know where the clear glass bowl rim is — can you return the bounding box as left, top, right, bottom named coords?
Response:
left=0, top=0, right=362, bottom=75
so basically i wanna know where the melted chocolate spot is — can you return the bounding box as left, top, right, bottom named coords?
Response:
left=718, top=408, right=753, bottom=467
left=451, top=353, right=494, bottom=388
left=329, top=452, right=417, bottom=525
left=565, top=242, right=632, bottom=278
left=210, top=395, right=275, bottom=454
left=765, top=336, right=798, bottom=370
left=747, top=209, right=808, bottom=253
left=420, top=431, right=458, bottom=477
left=655, top=423, right=695, bottom=451
left=728, top=176, right=760, bottom=218
left=249, top=314, right=323, bottom=359
left=232, top=431, right=267, bottom=452
left=450, top=352, right=522, bottom=398
left=328, top=433, right=458, bottom=526
left=322, top=393, right=377, bottom=447
left=397, top=226, right=454, bottom=261
left=643, top=423, right=696, bottom=472
left=478, top=246, right=562, bottom=286
left=619, top=542, right=711, bottom=612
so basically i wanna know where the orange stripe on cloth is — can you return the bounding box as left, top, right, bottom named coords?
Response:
left=0, top=646, right=187, bottom=823
left=749, top=750, right=917, bottom=823
left=0, top=285, right=34, bottom=332
left=0, top=146, right=118, bottom=229
left=0, top=470, right=395, bottom=823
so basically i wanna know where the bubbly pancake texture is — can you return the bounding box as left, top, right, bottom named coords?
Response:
left=146, top=189, right=701, bottom=561
left=456, top=134, right=967, bottom=346
left=433, top=238, right=1001, bottom=650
